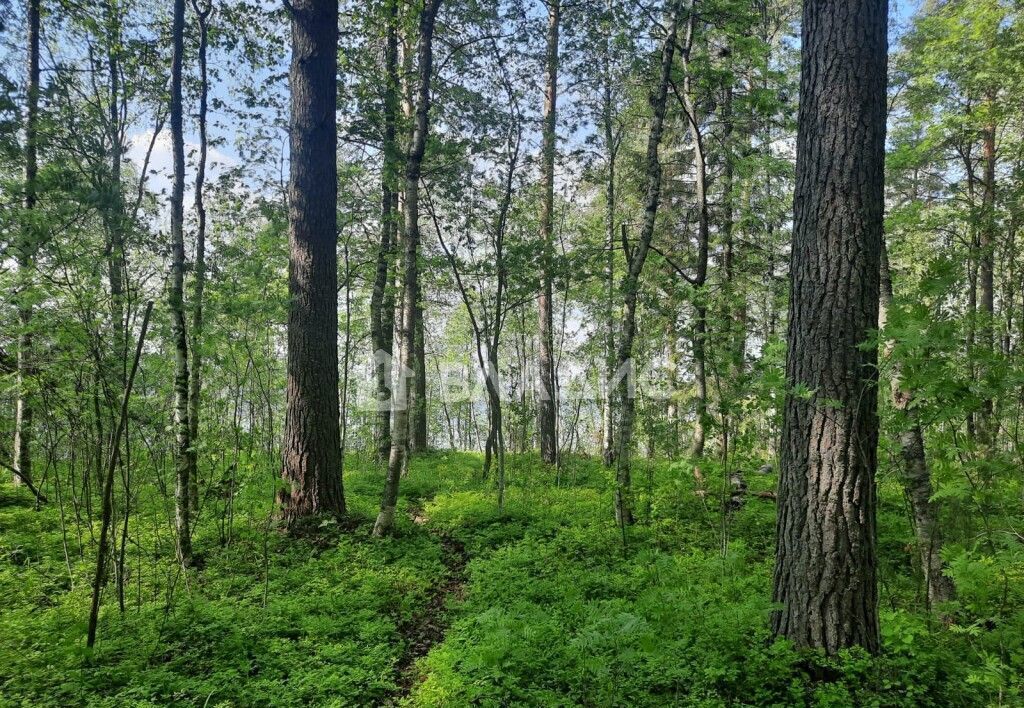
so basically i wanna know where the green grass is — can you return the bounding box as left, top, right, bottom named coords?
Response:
left=1, top=451, right=1021, bottom=706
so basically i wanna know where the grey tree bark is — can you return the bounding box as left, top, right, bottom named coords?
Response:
left=600, top=0, right=620, bottom=468
left=187, top=0, right=212, bottom=515
left=370, top=0, right=400, bottom=462
left=676, top=11, right=710, bottom=487
left=278, top=0, right=347, bottom=524
left=536, top=0, right=560, bottom=465
left=771, top=0, right=888, bottom=654
left=169, top=0, right=193, bottom=566
left=879, top=241, right=955, bottom=608
left=13, top=0, right=40, bottom=488
left=613, top=0, right=681, bottom=528
left=374, top=0, right=441, bottom=537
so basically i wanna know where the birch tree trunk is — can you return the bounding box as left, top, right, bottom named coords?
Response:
left=169, top=0, right=193, bottom=565
left=374, top=0, right=441, bottom=537
left=187, top=0, right=212, bottom=515
left=537, top=0, right=560, bottom=465
left=370, top=0, right=400, bottom=461
left=13, top=0, right=40, bottom=488
left=613, top=0, right=681, bottom=527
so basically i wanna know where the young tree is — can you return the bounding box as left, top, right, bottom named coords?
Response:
left=373, top=0, right=442, bottom=537
left=12, top=0, right=40, bottom=488
left=879, top=240, right=955, bottom=608
left=536, top=0, right=560, bottom=465
left=369, top=0, right=400, bottom=461
left=771, top=0, right=888, bottom=653
left=278, top=0, right=346, bottom=524
left=612, top=0, right=681, bottom=527
left=187, top=0, right=213, bottom=514
left=169, top=0, right=193, bottom=565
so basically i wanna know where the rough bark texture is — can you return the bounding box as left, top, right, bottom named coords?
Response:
left=370, top=0, right=400, bottom=461
left=278, top=0, right=346, bottom=524
left=771, top=0, right=887, bottom=655
left=169, top=0, right=193, bottom=566
left=187, top=0, right=212, bottom=515
left=13, top=0, right=40, bottom=487
left=374, top=0, right=441, bottom=537
left=536, top=0, right=560, bottom=465
left=879, top=243, right=955, bottom=608
left=613, top=0, right=680, bottom=528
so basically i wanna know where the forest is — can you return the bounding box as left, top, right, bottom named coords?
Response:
left=1, top=0, right=1023, bottom=704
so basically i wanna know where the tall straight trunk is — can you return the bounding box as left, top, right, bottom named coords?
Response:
left=979, top=116, right=996, bottom=436
left=105, top=0, right=126, bottom=384
left=879, top=242, right=955, bottom=608
left=13, top=0, right=41, bottom=487
left=187, top=0, right=212, bottom=515
left=613, top=0, right=681, bottom=527
left=278, top=0, right=346, bottom=524
left=721, top=79, right=745, bottom=381
left=677, top=13, right=709, bottom=481
left=601, top=0, right=618, bottom=468
left=169, top=0, right=193, bottom=566
left=771, top=0, right=887, bottom=654
left=370, top=0, right=400, bottom=461
left=411, top=289, right=428, bottom=450
left=536, top=0, right=560, bottom=465
left=373, top=0, right=441, bottom=537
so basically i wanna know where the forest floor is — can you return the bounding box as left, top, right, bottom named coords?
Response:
left=1, top=451, right=1022, bottom=706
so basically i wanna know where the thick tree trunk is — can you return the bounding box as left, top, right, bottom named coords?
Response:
left=187, top=0, right=211, bottom=515
left=879, top=243, right=955, bottom=608
left=169, top=0, right=193, bottom=565
left=374, top=0, right=441, bottom=537
left=771, top=0, right=887, bottom=655
left=370, top=0, right=400, bottom=461
left=536, top=0, right=560, bottom=465
left=613, top=0, right=680, bottom=528
left=278, top=0, right=346, bottom=524
left=13, top=0, right=40, bottom=488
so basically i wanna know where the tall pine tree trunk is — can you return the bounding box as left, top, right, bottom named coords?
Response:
left=278, top=0, right=346, bottom=524
left=771, top=0, right=888, bottom=654
left=374, top=0, right=441, bottom=537
left=536, top=0, right=560, bottom=465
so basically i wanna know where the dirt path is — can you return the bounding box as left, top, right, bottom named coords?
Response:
left=388, top=508, right=469, bottom=703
